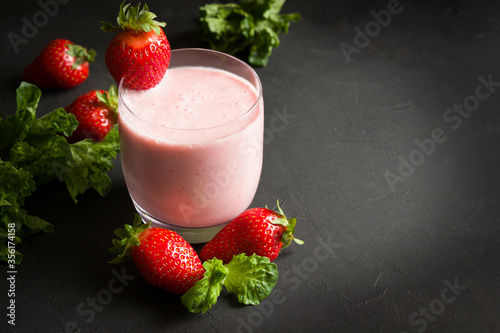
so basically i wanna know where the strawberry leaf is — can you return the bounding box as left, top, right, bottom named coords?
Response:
left=100, top=1, right=166, bottom=35
left=96, top=84, right=118, bottom=115
left=109, top=215, right=150, bottom=264
left=223, top=253, right=278, bottom=305
left=269, top=199, right=304, bottom=248
left=66, top=43, right=96, bottom=69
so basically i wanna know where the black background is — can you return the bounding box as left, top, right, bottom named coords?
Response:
left=1, top=0, right=500, bottom=332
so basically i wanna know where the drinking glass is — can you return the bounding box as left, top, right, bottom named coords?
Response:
left=118, top=48, right=264, bottom=243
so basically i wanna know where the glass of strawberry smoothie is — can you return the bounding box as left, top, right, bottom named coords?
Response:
left=118, top=48, right=264, bottom=243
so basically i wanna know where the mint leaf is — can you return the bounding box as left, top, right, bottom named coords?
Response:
left=27, top=107, right=78, bottom=138
left=0, top=82, right=120, bottom=263
left=224, top=253, right=279, bottom=305
left=7, top=107, right=78, bottom=185
left=199, top=0, right=300, bottom=66
left=24, top=215, right=54, bottom=234
left=181, top=253, right=280, bottom=312
left=0, top=82, right=41, bottom=158
left=10, top=136, right=72, bottom=185
left=61, top=126, right=120, bottom=202
left=181, top=258, right=228, bottom=313
left=0, top=160, right=44, bottom=264
left=0, top=160, right=35, bottom=207
left=248, top=25, right=280, bottom=67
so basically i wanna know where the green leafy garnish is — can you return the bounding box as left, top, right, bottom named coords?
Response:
left=60, top=126, right=120, bottom=200
left=181, top=253, right=279, bottom=313
left=181, top=259, right=229, bottom=313
left=100, top=1, right=166, bottom=36
left=199, top=0, right=301, bottom=66
left=0, top=82, right=120, bottom=264
left=224, top=253, right=278, bottom=305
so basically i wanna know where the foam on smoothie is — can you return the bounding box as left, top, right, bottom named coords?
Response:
left=122, top=66, right=259, bottom=130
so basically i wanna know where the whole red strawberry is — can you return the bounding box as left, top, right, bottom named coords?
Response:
left=100, top=2, right=171, bottom=90
left=23, top=39, right=96, bottom=89
left=200, top=200, right=304, bottom=264
left=65, top=85, right=118, bottom=143
left=110, top=216, right=205, bottom=294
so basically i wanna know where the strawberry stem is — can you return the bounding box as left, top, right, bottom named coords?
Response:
left=100, top=1, right=166, bottom=35
left=269, top=199, right=304, bottom=248
left=109, top=215, right=150, bottom=264
left=96, top=84, right=118, bottom=115
left=66, top=43, right=96, bottom=69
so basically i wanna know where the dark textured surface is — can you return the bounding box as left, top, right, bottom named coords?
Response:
left=1, top=0, right=500, bottom=332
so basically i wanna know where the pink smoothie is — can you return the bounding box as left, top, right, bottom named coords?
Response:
left=119, top=66, right=263, bottom=228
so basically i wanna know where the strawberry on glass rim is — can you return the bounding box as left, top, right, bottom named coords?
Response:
left=100, top=1, right=171, bottom=90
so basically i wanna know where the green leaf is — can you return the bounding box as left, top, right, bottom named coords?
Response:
left=109, top=215, right=149, bottom=264
left=0, top=160, right=35, bottom=208
left=198, top=0, right=300, bottom=66
left=61, top=126, right=120, bottom=202
left=248, top=26, right=279, bottom=67
left=66, top=43, right=96, bottom=68
left=224, top=253, right=279, bottom=305
left=0, top=82, right=120, bottom=264
left=181, top=258, right=228, bottom=313
left=14, top=82, right=41, bottom=123
left=24, top=215, right=54, bottom=233
left=100, top=1, right=166, bottom=34
left=0, top=240, right=23, bottom=265
left=181, top=253, right=280, bottom=312
left=0, top=82, right=41, bottom=158
left=266, top=199, right=304, bottom=247
left=27, top=107, right=79, bottom=138
left=96, top=84, right=118, bottom=114
left=0, top=160, right=49, bottom=265
left=10, top=135, right=73, bottom=185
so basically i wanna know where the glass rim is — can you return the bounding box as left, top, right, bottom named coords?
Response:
left=118, top=48, right=263, bottom=132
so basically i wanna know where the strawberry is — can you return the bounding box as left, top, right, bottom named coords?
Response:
left=65, top=85, right=118, bottom=143
left=200, top=200, right=304, bottom=264
left=22, top=39, right=96, bottom=89
left=100, top=2, right=171, bottom=90
left=110, top=215, right=205, bottom=294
